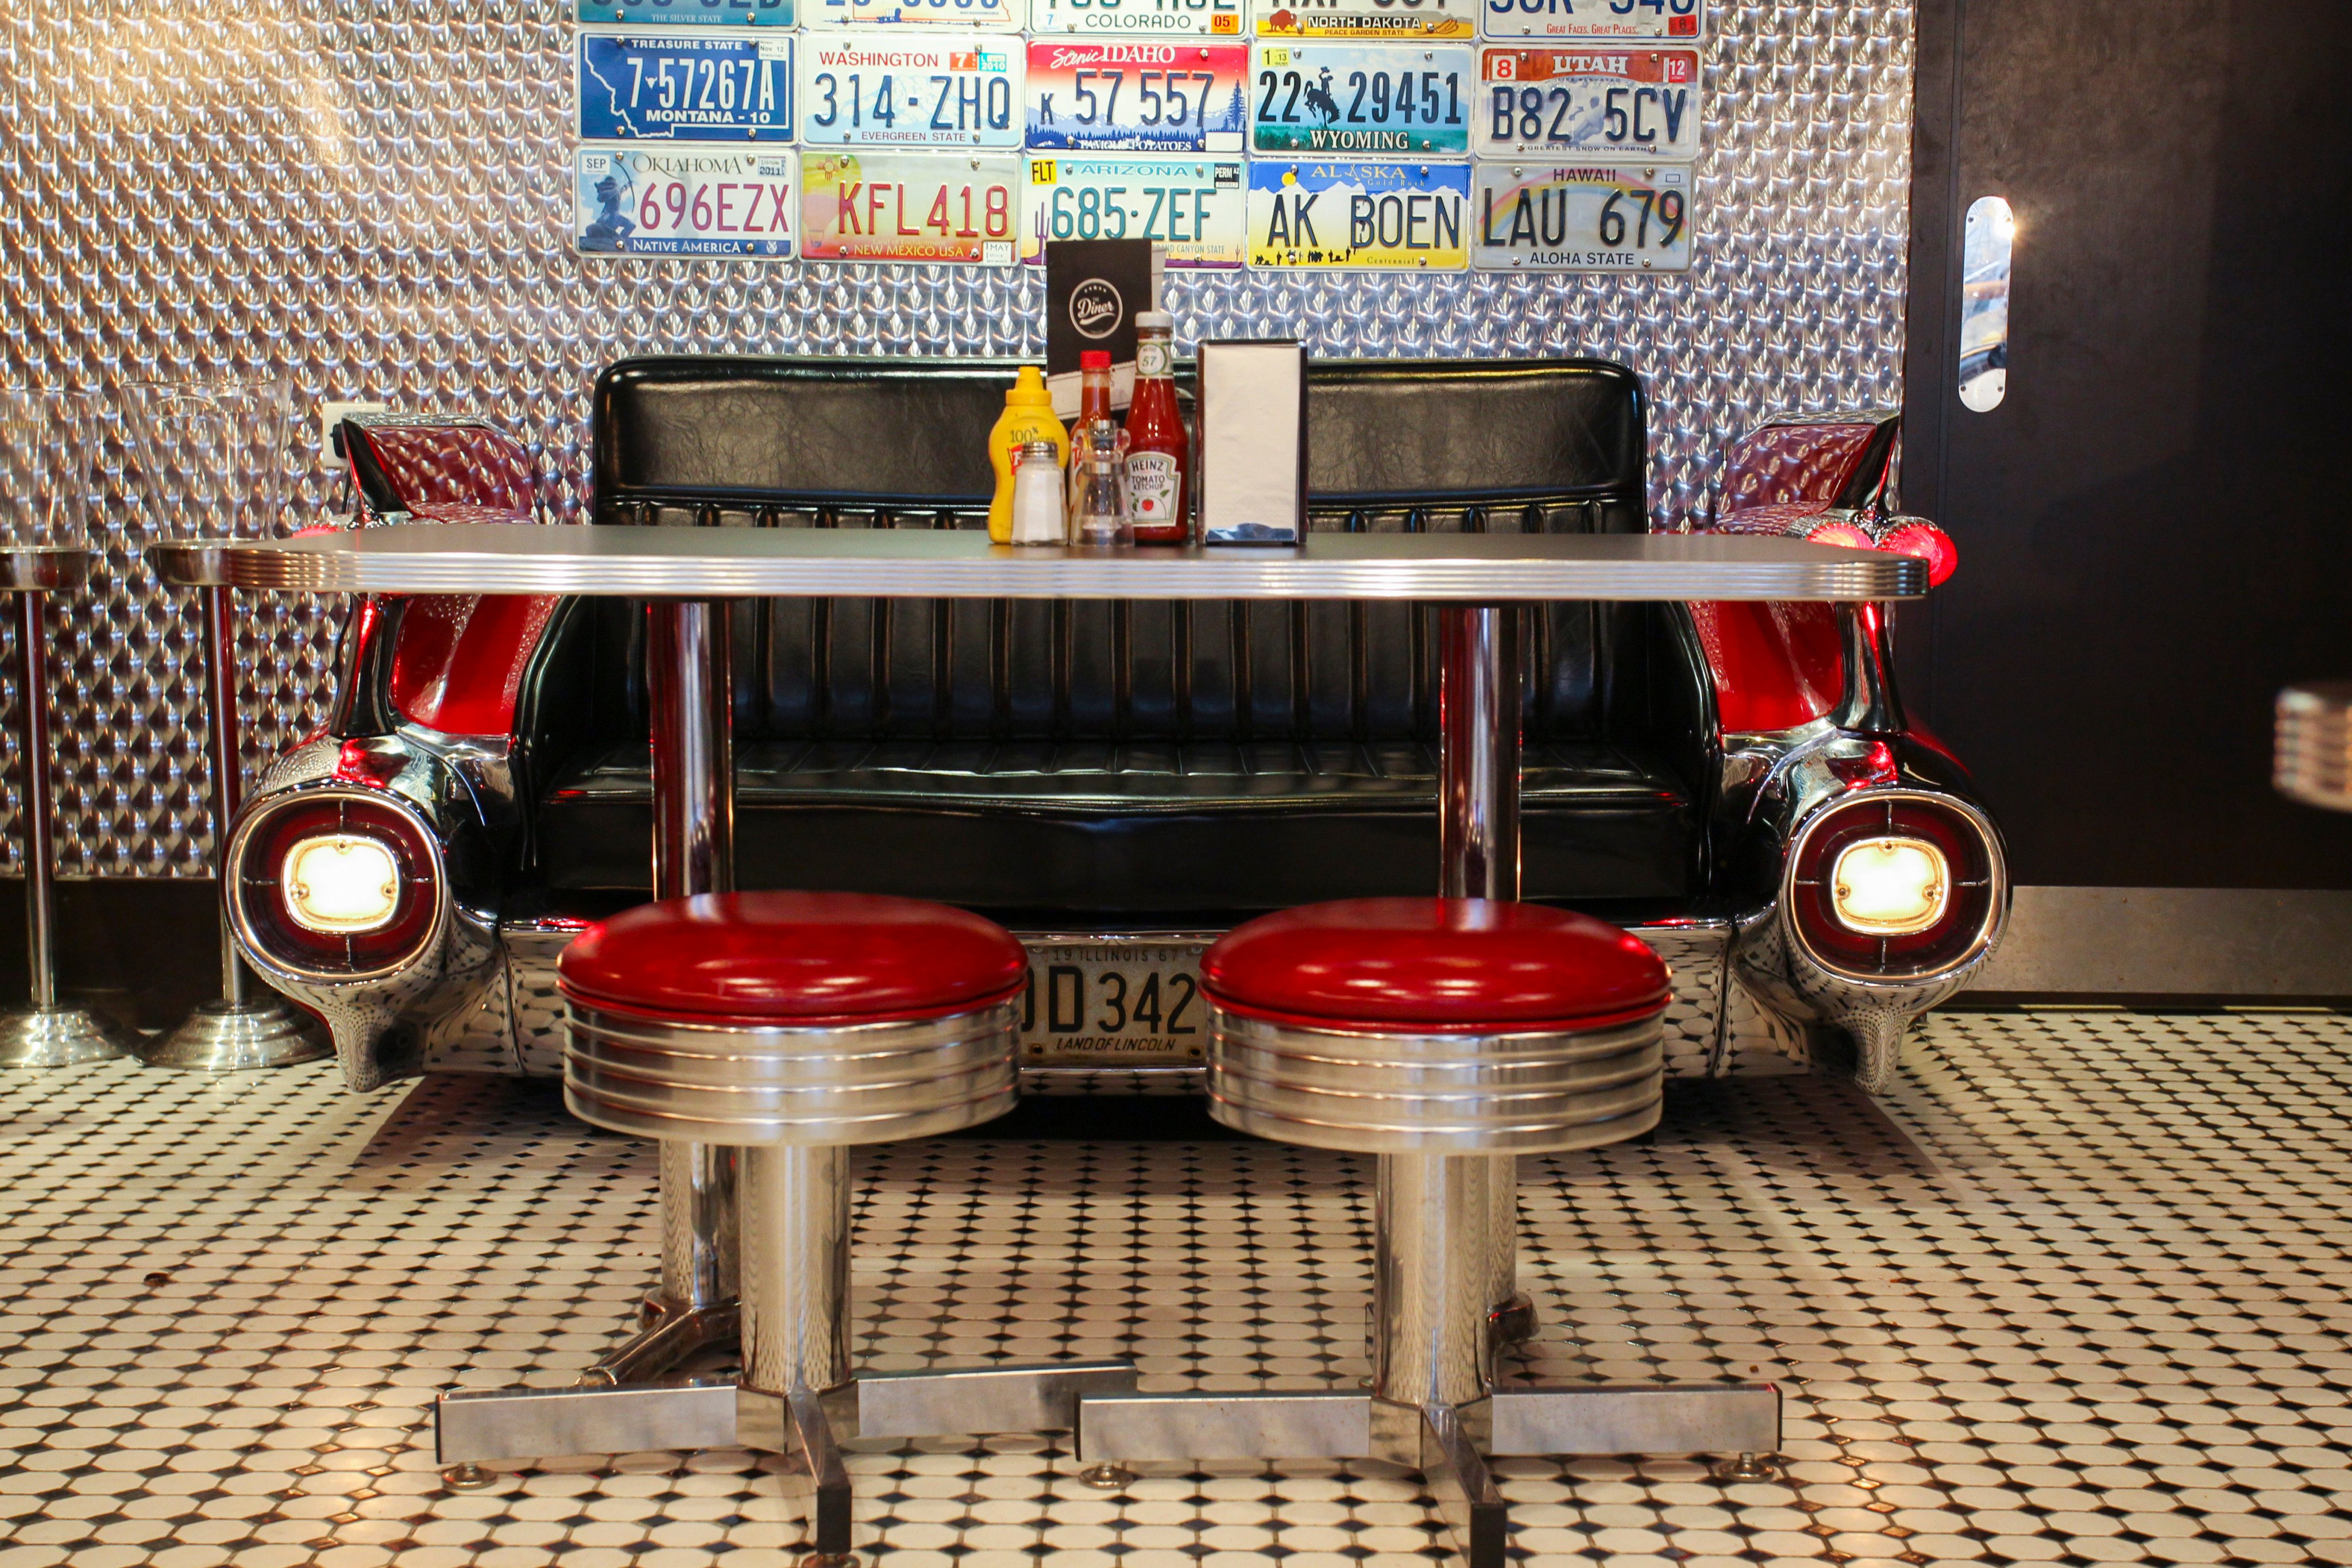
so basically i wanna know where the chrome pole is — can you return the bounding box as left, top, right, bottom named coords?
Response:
left=738, top=1144, right=852, bottom=1397
left=1373, top=1152, right=1493, bottom=1411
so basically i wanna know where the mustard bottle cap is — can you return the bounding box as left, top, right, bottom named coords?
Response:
left=1005, top=365, right=1053, bottom=407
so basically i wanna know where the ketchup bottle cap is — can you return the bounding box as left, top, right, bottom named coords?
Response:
left=1079, top=350, right=1112, bottom=370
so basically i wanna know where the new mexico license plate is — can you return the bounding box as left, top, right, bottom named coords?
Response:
left=574, top=146, right=798, bottom=258
left=578, top=0, right=794, bottom=24
left=798, top=34, right=1024, bottom=149
left=578, top=29, right=794, bottom=143
left=1474, top=46, right=1699, bottom=161
left=1247, top=159, right=1469, bottom=269
left=801, top=150, right=1021, bottom=261
left=1025, top=40, right=1248, bottom=153
left=1256, top=0, right=1474, bottom=41
left=1029, top=0, right=1243, bottom=36
left=1470, top=163, right=1690, bottom=271
left=1023, top=156, right=1246, bottom=265
left=1481, top=0, right=1702, bottom=40
left=801, top=0, right=1021, bottom=25
left=1018, top=939, right=1210, bottom=1067
left=1250, top=43, right=1472, bottom=157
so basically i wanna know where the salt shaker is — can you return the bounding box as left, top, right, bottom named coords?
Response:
left=1009, top=440, right=1068, bottom=546
left=1073, top=423, right=1131, bottom=549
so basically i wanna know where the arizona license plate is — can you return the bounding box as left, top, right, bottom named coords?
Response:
left=1018, top=937, right=1211, bottom=1068
left=1474, top=46, right=1699, bottom=160
left=1256, top=0, right=1474, bottom=40
left=1481, top=0, right=1702, bottom=40
left=1250, top=43, right=1472, bottom=157
left=801, top=0, right=1021, bottom=25
left=1029, top=0, right=1243, bottom=37
left=1470, top=162, right=1690, bottom=271
left=1025, top=41, right=1248, bottom=153
left=578, top=0, right=794, bottom=24
left=1247, top=159, right=1469, bottom=269
left=801, top=150, right=1021, bottom=261
left=798, top=34, right=1024, bottom=149
left=577, top=29, right=794, bottom=143
left=574, top=146, right=799, bottom=258
left=1022, top=156, right=1246, bottom=265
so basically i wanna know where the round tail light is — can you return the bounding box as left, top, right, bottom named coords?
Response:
left=1787, top=794, right=2001, bottom=979
left=1878, top=520, right=1959, bottom=586
left=232, top=793, right=441, bottom=979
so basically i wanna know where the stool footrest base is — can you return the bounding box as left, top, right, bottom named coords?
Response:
left=435, top=1376, right=738, bottom=1466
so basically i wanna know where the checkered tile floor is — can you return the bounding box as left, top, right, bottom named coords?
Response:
left=3, top=1009, right=2349, bottom=1567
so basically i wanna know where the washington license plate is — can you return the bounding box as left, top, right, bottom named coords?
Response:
left=1023, top=156, right=1246, bottom=265
left=1256, top=0, right=1474, bottom=40
left=801, top=150, right=1021, bottom=261
left=802, top=0, right=1021, bottom=25
left=1250, top=43, right=1472, bottom=157
left=1470, top=162, right=1690, bottom=270
left=578, top=0, right=794, bottom=24
left=1018, top=939, right=1210, bottom=1067
left=1247, top=159, right=1469, bottom=269
left=577, top=29, right=794, bottom=142
left=1025, top=41, right=1248, bottom=153
left=1474, top=46, right=1698, bottom=160
left=1029, top=0, right=1242, bottom=36
left=798, top=34, right=1024, bottom=149
left=1481, top=0, right=1702, bottom=40
left=574, top=146, right=798, bottom=258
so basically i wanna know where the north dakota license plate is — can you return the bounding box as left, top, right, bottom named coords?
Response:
left=578, top=0, right=794, bottom=24
left=1025, top=41, right=1248, bottom=153
left=1029, top=0, right=1243, bottom=36
left=574, top=146, right=798, bottom=258
left=1474, top=46, right=1699, bottom=160
left=1250, top=43, right=1472, bottom=157
left=1470, top=163, right=1690, bottom=271
left=801, top=0, right=1021, bottom=25
left=798, top=34, right=1024, bottom=149
left=1256, top=0, right=1474, bottom=40
left=801, top=150, right=1021, bottom=261
left=1247, top=159, right=1469, bottom=269
left=1023, top=156, right=1246, bottom=265
left=1481, top=0, right=1702, bottom=40
left=577, top=29, right=794, bottom=143
left=1017, top=937, right=1211, bottom=1068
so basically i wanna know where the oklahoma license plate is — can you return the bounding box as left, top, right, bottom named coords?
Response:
left=1018, top=938, right=1210, bottom=1068
left=1023, top=156, right=1246, bottom=265
left=1029, top=0, right=1243, bottom=37
left=1025, top=41, right=1248, bottom=153
left=1481, top=0, right=1702, bottom=40
left=801, top=0, right=1020, bottom=25
left=1250, top=43, right=1472, bottom=157
left=577, top=29, right=794, bottom=143
left=801, top=151, right=1020, bottom=262
left=1471, top=163, right=1690, bottom=271
left=578, top=0, right=794, bottom=24
left=1256, top=0, right=1474, bottom=40
left=798, top=34, right=1024, bottom=149
left=574, top=146, right=798, bottom=258
left=1475, top=46, right=1699, bottom=160
left=1247, top=159, right=1469, bottom=269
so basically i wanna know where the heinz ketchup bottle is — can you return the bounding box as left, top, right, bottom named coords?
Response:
left=1123, top=312, right=1189, bottom=544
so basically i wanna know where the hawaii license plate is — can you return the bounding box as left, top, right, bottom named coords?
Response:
left=1025, top=40, right=1248, bottom=153
left=1029, top=0, right=1242, bottom=36
left=577, top=29, right=794, bottom=142
left=1470, top=163, right=1690, bottom=271
left=574, top=146, right=798, bottom=258
left=802, top=0, right=1021, bottom=25
left=1247, top=159, right=1469, bottom=269
left=1023, top=156, right=1246, bottom=265
left=801, top=150, right=1021, bottom=261
left=798, top=34, right=1024, bottom=149
left=1481, top=0, right=1702, bottom=40
left=1474, top=46, right=1699, bottom=160
left=1256, top=0, right=1474, bottom=40
left=578, top=0, right=794, bottom=24
left=1250, top=43, right=1472, bottom=157
left=1018, top=937, right=1210, bottom=1068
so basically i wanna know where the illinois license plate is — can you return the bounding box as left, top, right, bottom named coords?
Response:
left=1474, top=46, right=1699, bottom=160
left=801, top=150, right=1021, bottom=261
left=577, top=29, right=794, bottom=143
left=798, top=34, right=1024, bottom=149
left=1470, top=163, right=1690, bottom=271
left=1018, top=937, right=1211, bottom=1067
left=801, top=0, right=1021, bottom=25
left=1250, top=43, right=1472, bottom=157
left=1022, top=156, right=1246, bottom=265
left=1247, top=159, right=1469, bottom=269
left=1481, top=0, right=1702, bottom=40
left=1029, top=0, right=1243, bottom=37
left=578, top=0, right=794, bottom=24
left=574, top=146, right=799, bottom=258
left=1025, top=41, right=1248, bottom=153
left=1256, top=0, right=1474, bottom=41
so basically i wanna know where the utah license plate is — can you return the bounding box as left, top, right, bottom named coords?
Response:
left=1029, top=0, right=1243, bottom=36
left=1255, top=0, right=1474, bottom=40
left=1474, top=46, right=1699, bottom=160
left=1018, top=937, right=1211, bottom=1067
left=577, top=29, right=794, bottom=143
left=1250, top=43, right=1472, bottom=157
left=801, top=150, right=1021, bottom=262
left=1481, top=0, right=1702, bottom=40
left=574, top=146, right=799, bottom=258
left=578, top=0, right=794, bottom=23
left=801, top=0, right=1021, bottom=25
left=1023, top=156, right=1246, bottom=265
left=1025, top=41, right=1248, bottom=153
left=1470, top=163, right=1690, bottom=271
left=799, top=34, right=1024, bottom=149
left=1247, top=159, right=1469, bottom=269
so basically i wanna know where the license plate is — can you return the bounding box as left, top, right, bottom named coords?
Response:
left=1246, top=158, right=1469, bottom=269
left=1023, top=156, right=1246, bottom=265
left=1250, top=43, right=1472, bottom=157
left=1255, top=0, right=1474, bottom=41
left=1018, top=938, right=1211, bottom=1067
left=798, top=34, right=1024, bottom=149
left=578, top=29, right=794, bottom=143
left=574, top=146, right=799, bottom=258
left=1474, top=46, right=1699, bottom=160
left=1470, top=162, right=1691, bottom=271
left=1029, top=0, right=1243, bottom=37
left=801, top=150, right=1021, bottom=261
left=1025, top=41, right=1248, bottom=153
left=802, top=0, right=1021, bottom=25
left=1480, top=0, right=1702, bottom=40
left=578, top=0, right=794, bottom=24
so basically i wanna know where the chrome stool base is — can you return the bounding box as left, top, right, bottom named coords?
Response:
left=0, top=1005, right=135, bottom=1069
left=140, top=998, right=330, bottom=1072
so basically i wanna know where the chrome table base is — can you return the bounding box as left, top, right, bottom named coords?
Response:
left=140, top=997, right=329, bottom=1072
left=0, top=1004, right=136, bottom=1069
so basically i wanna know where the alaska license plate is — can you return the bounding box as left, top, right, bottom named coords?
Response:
left=1018, top=938, right=1210, bottom=1067
left=801, top=0, right=1021, bottom=25
left=1474, top=46, right=1699, bottom=160
left=1470, top=162, right=1690, bottom=271
left=578, top=0, right=794, bottom=24
left=574, top=146, right=798, bottom=257
left=578, top=29, right=794, bottom=142
left=1025, top=41, right=1248, bottom=153
left=1481, top=0, right=1702, bottom=40
left=801, top=150, right=1021, bottom=261
left=1250, top=43, right=1472, bottom=157
left=1023, top=156, right=1246, bottom=265
left=1256, top=0, right=1474, bottom=41
left=798, top=34, right=1024, bottom=149
left=1029, top=0, right=1243, bottom=36
left=1247, top=158, right=1469, bottom=269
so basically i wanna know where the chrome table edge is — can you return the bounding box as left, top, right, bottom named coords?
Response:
left=0, top=547, right=91, bottom=592
left=146, top=539, right=246, bottom=589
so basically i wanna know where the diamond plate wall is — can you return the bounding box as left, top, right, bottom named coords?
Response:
left=0, top=0, right=1913, bottom=877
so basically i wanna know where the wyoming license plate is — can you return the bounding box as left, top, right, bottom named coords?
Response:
left=1018, top=937, right=1211, bottom=1068
left=1470, top=163, right=1690, bottom=271
left=1256, top=0, right=1475, bottom=40
left=577, top=29, right=794, bottom=143
left=801, top=150, right=1021, bottom=262
left=578, top=0, right=794, bottom=23
left=574, top=146, right=798, bottom=258
left=1247, top=159, right=1469, bottom=269
left=801, top=0, right=1021, bottom=25
left=1029, top=0, right=1243, bottom=35
left=1250, top=43, right=1472, bottom=157
left=1023, top=156, right=1247, bottom=265
left=798, top=34, right=1024, bottom=149
left=1474, top=46, right=1699, bottom=160
left=1025, top=41, right=1249, bottom=153
left=1481, top=0, right=1702, bottom=40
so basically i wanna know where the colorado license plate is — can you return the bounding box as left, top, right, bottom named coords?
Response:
left=802, top=0, right=1021, bottom=25
left=1025, top=41, right=1248, bottom=153
left=1023, top=156, right=1246, bottom=265
left=1256, top=0, right=1474, bottom=41
left=1481, top=0, right=1702, bottom=40
left=1474, top=46, right=1698, bottom=160
left=578, top=0, right=794, bottom=24
left=801, top=150, right=1021, bottom=261
left=574, top=146, right=798, bottom=258
left=1470, top=162, right=1690, bottom=271
left=798, top=34, right=1024, bottom=149
left=1250, top=43, right=1472, bottom=157
left=1029, top=0, right=1242, bottom=36
left=1018, top=938, right=1210, bottom=1067
left=1247, top=159, right=1469, bottom=268
left=577, top=29, right=794, bottom=143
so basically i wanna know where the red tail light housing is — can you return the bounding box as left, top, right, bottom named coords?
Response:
left=1786, top=793, right=2002, bottom=980
left=230, top=793, right=443, bottom=979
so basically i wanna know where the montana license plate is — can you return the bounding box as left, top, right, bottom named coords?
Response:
left=1247, top=159, right=1469, bottom=268
left=1481, top=0, right=1702, bottom=40
left=1029, top=0, right=1242, bottom=36
left=798, top=34, right=1024, bottom=149
left=801, top=150, right=1021, bottom=261
left=1018, top=937, right=1210, bottom=1068
left=1250, top=43, right=1472, bottom=157
left=1025, top=41, right=1248, bottom=153
left=1023, top=156, right=1246, bottom=265
left=1470, top=162, right=1690, bottom=270
left=1256, top=0, right=1474, bottom=40
left=801, top=0, right=1021, bottom=25
left=574, top=146, right=798, bottom=258
left=577, top=29, right=794, bottom=142
left=1474, top=45, right=1698, bottom=160
left=578, top=0, right=794, bottom=24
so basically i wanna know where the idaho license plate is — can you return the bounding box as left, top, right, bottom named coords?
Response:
left=1256, top=0, right=1474, bottom=40
left=578, top=0, right=794, bottom=24
left=1247, top=158, right=1469, bottom=269
left=1018, top=937, right=1211, bottom=1067
left=802, top=0, right=1021, bottom=25
left=801, top=150, right=1021, bottom=261
left=1481, top=0, right=1702, bottom=40
left=1250, top=43, right=1472, bottom=157
left=1470, top=163, right=1690, bottom=271
left=798, top=34, right=1024, bottom=149
left=1474, top=45, right=1700, bottom=161
left=1029, top=0, right=1243, bottom=36
left=1023, top=156, right=1247, bottom=265
left=577, top=29, right=794, bottom=143
left=1025, top=41, right=1248, bottom=153
left=574, top=146, right=799, bottom=258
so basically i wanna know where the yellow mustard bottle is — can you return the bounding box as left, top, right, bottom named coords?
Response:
left=988, top=366, right=1068, bottom=543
